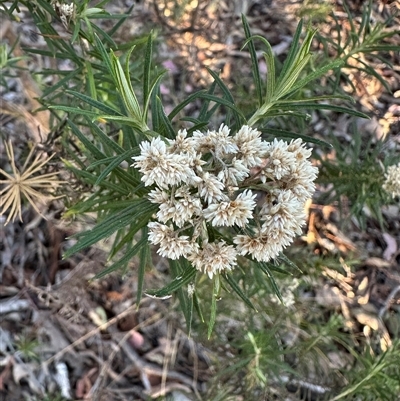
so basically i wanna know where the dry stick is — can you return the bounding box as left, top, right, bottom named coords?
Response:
left=88, top=312, right=162, bottom=399
left=119, top=339, right=199, bottom=392
left=379, top=284, right=400, bottom=319
left=44, top=303, right=141, bottom=365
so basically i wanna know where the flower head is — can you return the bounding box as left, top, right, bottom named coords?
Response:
left=188, top=240, right=237, bottom=279
left=132, top=137, right=197, bottom=188
left=197, top=172, right=227, bottom=204
left=233, top=125, right=268, bottom=168
left=383, top=162, right=400, bottom=198
left=203, top=190, right=256, bottom=227
left=260, top=139, right=297, bottom=181
left=191, top=124, right=238, bottom=158
left=148, top=222, right=197, bottom=259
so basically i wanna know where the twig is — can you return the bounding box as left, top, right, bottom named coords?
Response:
left=379, top=284, right=400, bottom=318
left=120, top=341, right=200, bottom=392
left=44, top=303, right=140, bottom=365
left=88, top=313, right=162, bottom=398
left=0, top=298, right=31, bottom=314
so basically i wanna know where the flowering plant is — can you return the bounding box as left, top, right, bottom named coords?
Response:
left=8, top=0, right=385, bottom=333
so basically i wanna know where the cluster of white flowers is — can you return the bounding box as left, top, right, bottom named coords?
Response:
left=383, top=162, right=400, bottom=199
left=52, top=1, right=76, bottom=29
left=132, top=125, right=318, bottom=279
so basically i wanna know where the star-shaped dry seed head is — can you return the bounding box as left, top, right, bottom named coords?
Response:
left=0, top=140, right=64, bottom=225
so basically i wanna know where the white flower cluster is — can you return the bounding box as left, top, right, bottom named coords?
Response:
left=132, top=125, right=318, bottom=279
left=383, top=162, right=400, bottom=199
left=52, top=1, right=76, bottom=29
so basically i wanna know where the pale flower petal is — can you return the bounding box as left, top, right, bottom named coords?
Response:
left=233, top=125, right=268, bottom=168
left=148, top=222, right=197, bottom=259
left=188, top=240, right=237, bottom=278
left=203, top=190, right=256, bottom=227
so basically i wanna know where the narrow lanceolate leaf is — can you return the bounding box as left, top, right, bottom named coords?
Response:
left=198, top=80, right=217, bottom=121
left=94, top=34, right=114, bottom=75
left=137, top=228, right=150, bottom=305
left=143, top=69, right=167, bottom=121
left=67, top=119, right=106, bottom=160
left=168, top=89, right=208, bottom=120
left=277, top=103, right=369, bottom=119
left=193, top=292, right=204, bottom=323
left=207, top=279, right=219, bottom=339
left=277, top=253, right=302, bottom=273
left=285, top=59, right=344, bottom=97
left=95, top=234, right=148, bottom=279
left=91, top=149, right=136, bottom=185
left=110, top=49, right=147, bottom=131
left=95, top=115, right=146, bottom=131
left=241, top=14, right=263, bottom=107
left=205, top=67, right=235, bottom=104
left=278, top=19, right=303, bottom=86
left=66, top=90, right=122, bottom=115
left=49, top=105, right=99, bottom=118
left=223, top=273, right=257, bottom=310
left=267, top=129, right=332, bottom=148
left=243, top=34, right=276, bottom=100
left=146, top=263, right=197, bottom=298
left=143, top=34, right=153, bottom=111
left=257, top=262, right=283, bottom=303
left=169, top=258, right=194, bottom=330
left=63, top=200, right=153, bottom=258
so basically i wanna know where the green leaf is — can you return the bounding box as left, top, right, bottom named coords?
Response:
left=64, top=200, right=153, bottom=257
left=66, top=90, right=122, bottom=115
left=95, top=115, right=146, bottom=131
left=197, top=80, right=217, bottom=121
left=91, top=22, right=116, bottom=48
left=170, top=259, right=192, bottom=328
left=146, top=263, right=197, bottom=298
left=90, top=149, right=136, bottom=185
left=198, top=93, right=246, bottom=121
left=137, top=229, right=150, bottom=305
left=257, top=262, right=283, bottom=303
left=49, top=105, right=99, bottom=118
left=277, top=20, right=303, bottom=86
left=155, top=97, right=176, bottom=139
left=111, top=49, right=141, bottom=119
left=89, top=120, right=127, bottom=155
left=94, top=34, right=114, bottom=75
left=42, top=68, right=83, bottom=97
left=205, top=67, right=235, bottom=104
left=193, top=292, right=204, bottom=323
left=276, top=253, right=302, bottom=274
left=95, top=234, right=148, bottom=279
left=67, top=119, right=106, bottom=160
left=285, top=59, right=344, bottom=97
left=241, top=14, right=263, bottom=106
left=263, top=128, right=332, bottom=148
left=208, top=283, right=217, bottom=339
left=143, top=69, right=167, bottom=121
left=243, top=34, right=276, bottom=101
left=223, top=273, right=257, bottom=310
left=168, top=89, right=208, bottom=120
left=143, top=34, right=153, bottom=112
left=107, top=5, right=134, bottom=36
left=277, top=103, right=369, bottom=119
